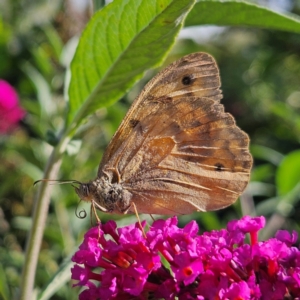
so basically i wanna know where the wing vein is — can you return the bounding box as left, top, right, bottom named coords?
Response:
left=216, top=186, right=239, bottom=195
left=171, top=151, right=248, bottom=162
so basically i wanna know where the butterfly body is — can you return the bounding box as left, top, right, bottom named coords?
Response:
left=75, top=177, right=132, bottom=214
left=75, top=52, right=252, bottom=216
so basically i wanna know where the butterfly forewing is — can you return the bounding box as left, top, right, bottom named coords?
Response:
left=96, top=52, right=252, bottom=215
left=98, top=53, right=222, bottom=171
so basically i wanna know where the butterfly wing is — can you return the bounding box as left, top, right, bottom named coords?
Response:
left=98, top=52, right=252, bottom=215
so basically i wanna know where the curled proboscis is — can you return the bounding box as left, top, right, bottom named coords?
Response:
left=75, top=200, right=87, bottom=219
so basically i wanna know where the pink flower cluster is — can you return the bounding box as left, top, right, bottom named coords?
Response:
left=0, top=79, right=25, bottom=134
left=71, top=216, right=300, bottom=299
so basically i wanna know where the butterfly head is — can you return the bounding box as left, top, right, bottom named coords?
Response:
left=74, top=182, right=93, bottom=202
left=74, top=179, right=115, bottom=213
left=74, top=181, right=110, bottom=213
left=74, top=177, right=133, bottom=214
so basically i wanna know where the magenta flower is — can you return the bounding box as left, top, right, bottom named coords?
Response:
left=71, top=216, right=300, bottom=299
left=0, top=79, right=25, bottom=134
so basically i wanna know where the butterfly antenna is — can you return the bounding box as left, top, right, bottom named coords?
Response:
left=75, top=199, right=87, bottom=219
left=34, top=179, right=82, bottom=186
left=132, top=202, right=146, bottom=238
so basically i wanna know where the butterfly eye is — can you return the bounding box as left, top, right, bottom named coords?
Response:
left=182, top=75, right=193, bottom=85
left=82, top=185, right=89, bottom=196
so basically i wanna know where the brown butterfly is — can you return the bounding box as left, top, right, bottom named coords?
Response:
left=75, top=52, right=252, bottom=217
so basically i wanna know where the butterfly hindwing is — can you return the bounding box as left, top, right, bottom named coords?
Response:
left=97, top=52, right=252, bottom=215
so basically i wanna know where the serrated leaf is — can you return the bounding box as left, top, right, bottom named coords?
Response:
left=68, top=0, right=195, bottom=129
left=185, top=0, right=300, bottom=32
left=276, top=150, right=300, bottom=195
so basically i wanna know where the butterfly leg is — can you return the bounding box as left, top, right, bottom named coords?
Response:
left=123, top=202, right=146, bottom=238
left=150, top=214, right=156, bottom=222
left=90, top=202, right=102, bottom=238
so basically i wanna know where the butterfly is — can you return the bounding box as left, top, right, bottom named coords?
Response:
left=75, top=52, right=252, bottom=217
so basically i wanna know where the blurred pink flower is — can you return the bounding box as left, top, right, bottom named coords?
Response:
left=72, top=216, right=300, bottom=299
left=0, top=79, right=25, bottom=134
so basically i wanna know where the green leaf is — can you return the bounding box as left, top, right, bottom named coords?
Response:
left=256, top=196, right=280, bottom=215
left=247, top=182, right=275, bottom=197
left=0, top=263, right=10, bottom=300
left=185, top=0, right=300, bottom=33
left=68, top=0, right=195, bottom=129
left=271, top=102, right=300, bottom=136
left=44, top=25, right=64, bottom=61
left=251, top=164, right=275, bottom=182
left=251, top=144, right=284, bottom=166
left=276, top=150, right=300, bottom=195
left=31, top=46, right=53, bottom=77
left=196, top=211, right=223, bottom=230
left=21, top=62, right=54, bottom=120
left=37, top=255, right=74, bottom=300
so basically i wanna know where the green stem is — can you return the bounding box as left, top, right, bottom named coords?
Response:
left=19, top=133, right=71, bottom=300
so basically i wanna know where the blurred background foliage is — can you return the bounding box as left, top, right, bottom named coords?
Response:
left=0, top=0, right=300, bottom=299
